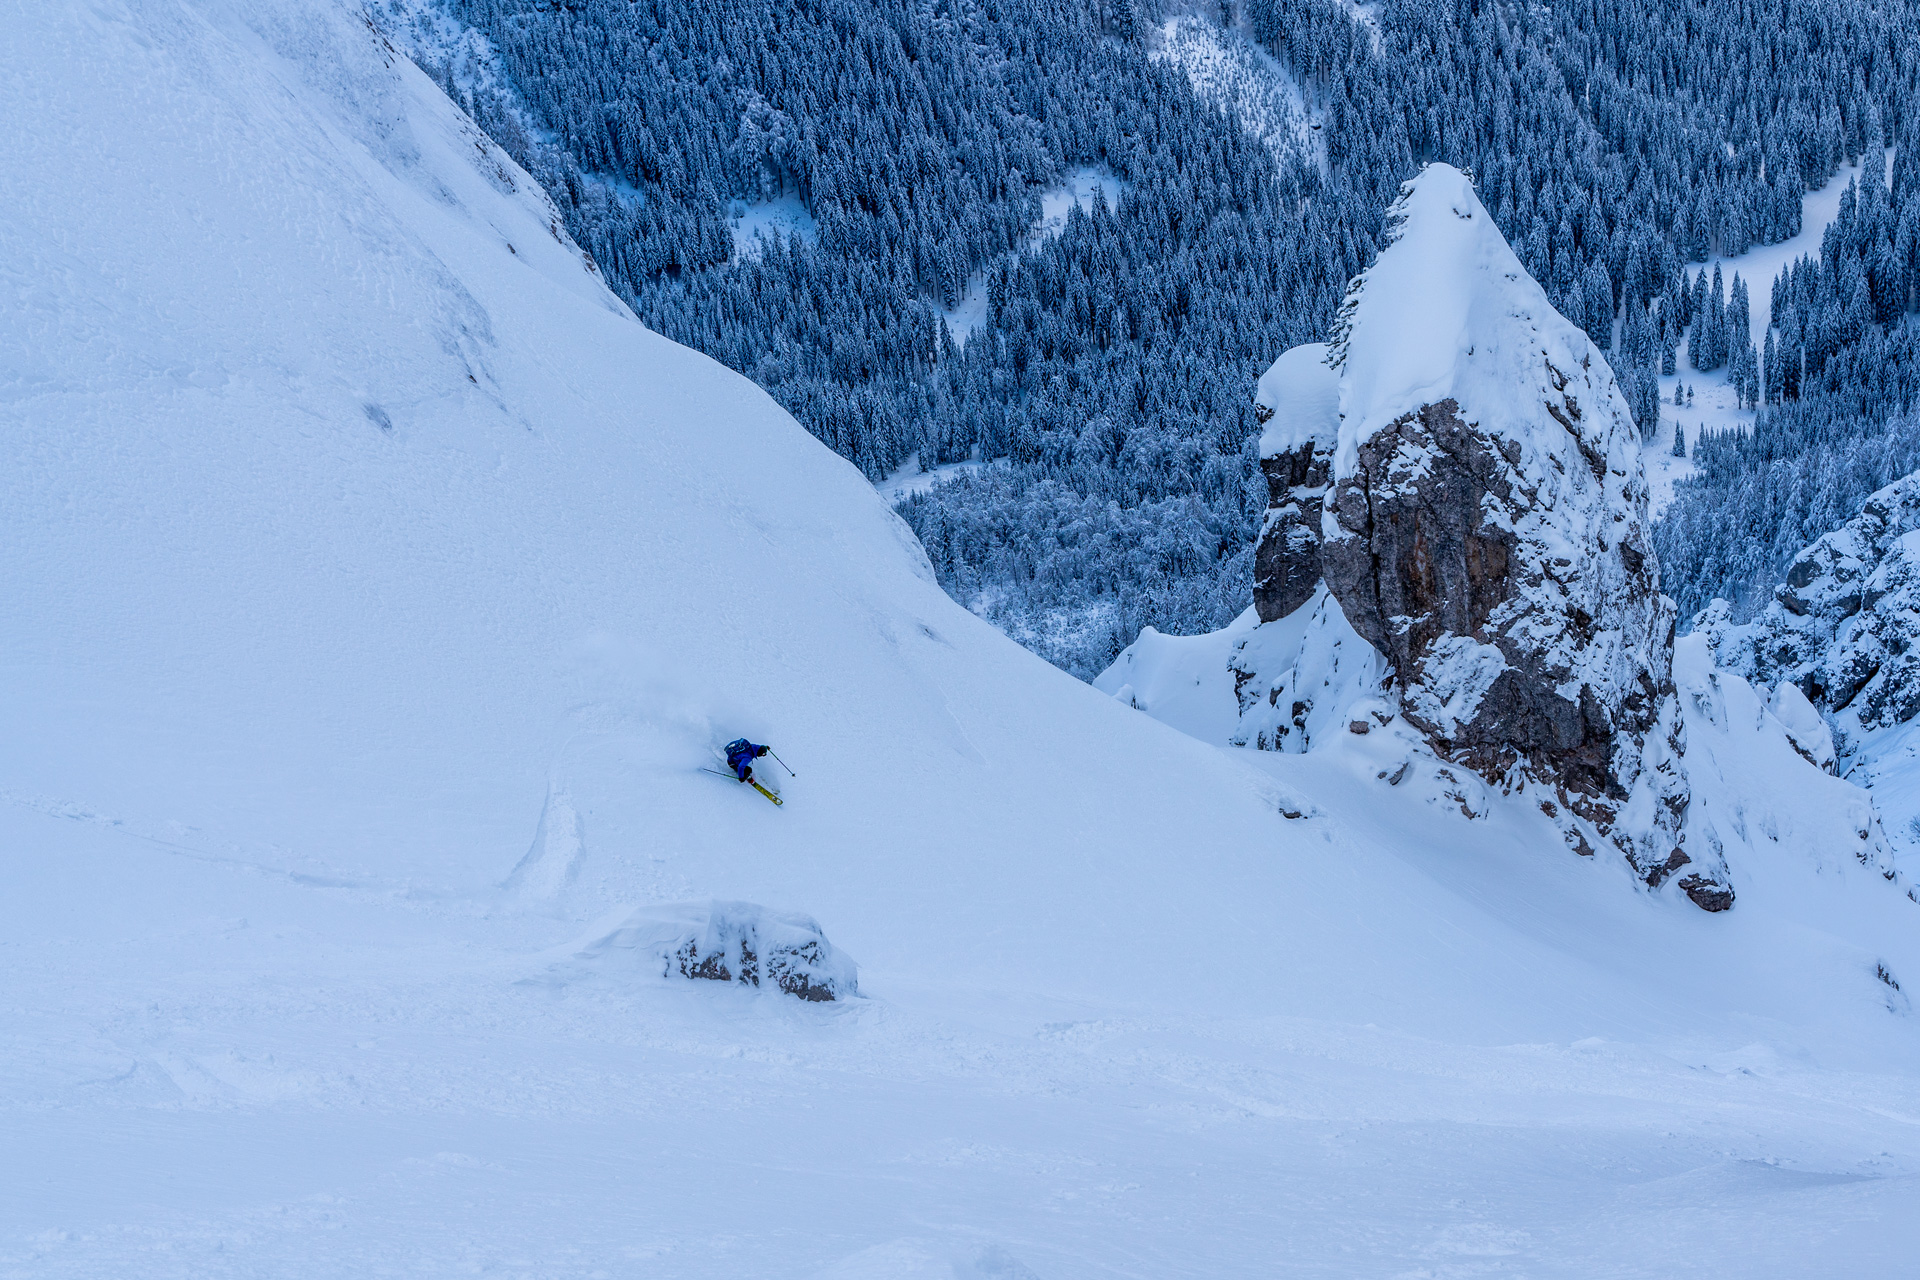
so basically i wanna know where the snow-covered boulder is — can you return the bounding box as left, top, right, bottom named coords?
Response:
left=560, top=901, right=858, bottom=1002
left=1768, top=680, right=1838, bottom=773
left=1316, top=164, right=1714, bottom=906
left=1252, top=343, right=1339, bottom=622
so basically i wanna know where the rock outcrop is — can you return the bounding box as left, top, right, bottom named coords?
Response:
left=1697, top=471, right=1920, bottom=868
left=1700, top=471, right=1920, bottom=753
left=1312, top=165, right=1720, bottom=907
left=1228, top=585, right=1387, bottom=752
left=1251, top=344, right=1339, bottom=622
left=1091, top=592, right=1384, bottom=754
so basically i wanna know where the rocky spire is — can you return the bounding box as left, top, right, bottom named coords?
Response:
left=1308, top=164, right=1726, bottom=909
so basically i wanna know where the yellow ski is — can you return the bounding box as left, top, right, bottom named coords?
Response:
left=702, top=766, right=784, bottom=806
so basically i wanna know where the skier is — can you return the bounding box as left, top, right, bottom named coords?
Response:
left=724, top=738, right=771, bottom=784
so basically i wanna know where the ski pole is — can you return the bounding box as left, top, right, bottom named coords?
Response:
left=769, top=750, right=796, bottom=777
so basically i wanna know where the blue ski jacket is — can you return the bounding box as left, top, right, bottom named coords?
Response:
left=725, top=738, right=769, bottom=781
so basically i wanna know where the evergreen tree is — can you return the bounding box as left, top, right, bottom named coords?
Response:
left=398, top=0, right=1920, bottom=674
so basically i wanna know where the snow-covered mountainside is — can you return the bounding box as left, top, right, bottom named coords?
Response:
left=6, top=5, right=1920, bottom=1276
left=1701, top=471, right=1920, bottom=874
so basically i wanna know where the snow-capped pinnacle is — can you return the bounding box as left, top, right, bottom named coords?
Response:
left=1254, top=342, right=1338, bottom=459
left=1313, top=164, right=1720, bottom=907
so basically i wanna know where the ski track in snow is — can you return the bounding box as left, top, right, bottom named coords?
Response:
left=4, top=2, right=1920, bottom=1277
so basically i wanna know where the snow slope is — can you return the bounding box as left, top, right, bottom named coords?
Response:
left=1095, top=591, right=1384, bottom=755
left=4, top=3, right=1920, bottom=1276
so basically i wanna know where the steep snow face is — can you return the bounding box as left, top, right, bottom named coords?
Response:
left=1673, top=638, right=1911, bottom=906
left=1318, top=164, right=1706, bottom=904
left=1701, top=471, right=1920, bottom=871
left=6, top=0, right=1348, bottom=1015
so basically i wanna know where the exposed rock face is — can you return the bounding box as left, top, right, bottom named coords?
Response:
left=1251, top=343, right=1338, bottom=623
left=1701, top=471, right=1920, bottom=750
left=1315, top=164, right=1721, bottom=908
left=1255, top=441, right=1331, bottom=622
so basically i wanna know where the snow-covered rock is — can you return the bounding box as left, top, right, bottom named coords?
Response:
left=1094, top=591, right=1385, bottom=752
left=1698, top=470, right=1920, bottom=871
left=1769, top=680, right=1838, bottom=772
left=1701, top=471, right=1920, bottom=750
left=1252, top=343, right=1339, bottom=622
left=1254, top=341, right=1340, bottom=457
left=1226, top=587, right=1387, bottom=751
left=1674, top=637, right=1910, bottom=907
left=554, top=901, right=859, bottom=1001
left=1316, top=164, right=1714, bottom=906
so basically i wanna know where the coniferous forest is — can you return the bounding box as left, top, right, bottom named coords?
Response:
left=392, top=0, right=1920, bottom=675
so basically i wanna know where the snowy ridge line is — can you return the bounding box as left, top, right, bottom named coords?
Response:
left=370, top=0, right=622, bottom=284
